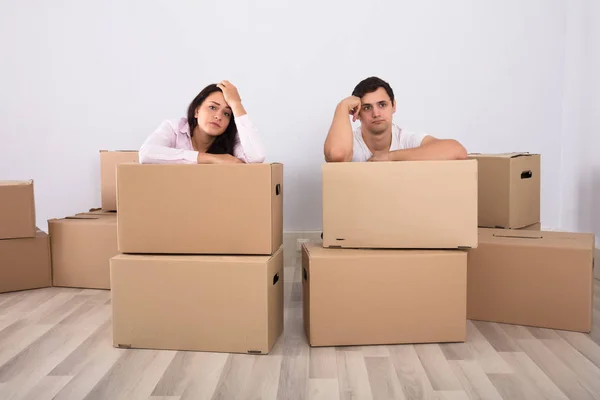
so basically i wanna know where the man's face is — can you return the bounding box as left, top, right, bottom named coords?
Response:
left=358, top=87, right=396, bottom=135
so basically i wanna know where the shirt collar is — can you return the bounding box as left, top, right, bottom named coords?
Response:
left=178, top=118, right=191, bottom=136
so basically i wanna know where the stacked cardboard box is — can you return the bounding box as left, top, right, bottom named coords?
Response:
left=47, top=150, right=137, bottom=289
left=0, top=181, right=52, bottom=293
left=111, top=163, right=285, bottom=354
left=467, top=152, right=595, bottom=332
left=303, top=160, right=479, bottom=347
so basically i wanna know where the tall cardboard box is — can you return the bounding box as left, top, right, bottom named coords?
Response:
left=322, top=160, right=478, bottom=249
left=117, top=163, right=283, bottom=255
left=468, top=153, right=540, bottom=229
left=467, top=228, right=595, bottom=332
left=110, top=247, right=284, bottom=354
left=0, top=230, right=51, bottom=293
left=48, top=213, right=117, bottom=289
left=0, top=180, right=36, bottom=239
left=100, top=150, right=139, bottom=211
left=302, top=243, right=467, bottom=346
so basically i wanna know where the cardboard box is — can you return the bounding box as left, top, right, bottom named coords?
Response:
left=0, top=180, right=36, bottom=239
left=468, top=153, right=540, bottom=229
left=0, top=230, right=51, bottom=293
left=322, top=160, right=478, bottom=249
left=110, top=246, right=284, bottom=354
left=467, top=228, right=595, bottom=332
left=100, top=150, right=139, bottom=211
left=117, top=163, right=283, bottom=255
left=302, top=242, right=467, bottom=346
left=48, top=213, right=117, bottom=289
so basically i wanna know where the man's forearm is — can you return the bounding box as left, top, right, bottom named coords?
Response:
left=324, top=105, right=354, bottom=162
left=388, top=139, right=467, bottom=161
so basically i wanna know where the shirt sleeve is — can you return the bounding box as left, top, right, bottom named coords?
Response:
left=400, top=130, right=427, bottom=149
left=232, top=114, right=266, bottom=163
left=138, top=120, right=199, bottom=164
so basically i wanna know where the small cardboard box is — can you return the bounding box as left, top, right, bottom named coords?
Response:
left=117, top=163, right=283, bottom=255
left=0, top=180, right=36, bottom=239
left=468, top=153, right=540, bottom=229
left=322, top=160, right=478, bottom=249
left=100, top=150, right=139, bottom=211
left=0, top=230, right=51, bottom=293
left=302, top=242, right=467, bottom=346
left=467, top=228, right=595, bottom=332
left=48, top=213, right=118, bottom=289
left=111, top=246, right=284, bottom=354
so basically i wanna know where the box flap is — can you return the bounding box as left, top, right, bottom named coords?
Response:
left=112, top=249, right=281, bottom=264
left=303, top=242, right=464, bottom=259
left=0, top=180, right=33, bottom=186
left=478, top=228, right=594, bottom=250
left=100, top=149, right=138, bottom=153
left=468, top=152, right=538, bottom=158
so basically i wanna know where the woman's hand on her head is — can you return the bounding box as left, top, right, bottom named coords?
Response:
left=217, top=80, right=247, bottom=117
left=217, top=80, right=242, bottom=106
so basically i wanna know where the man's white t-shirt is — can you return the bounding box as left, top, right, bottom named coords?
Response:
left=352, top=123, right=427, bottom=162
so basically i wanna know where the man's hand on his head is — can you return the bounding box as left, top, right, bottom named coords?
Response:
left=341, top=96, right=362, bottom=122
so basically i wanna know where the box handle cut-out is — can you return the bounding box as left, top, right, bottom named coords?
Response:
left=273, top=273, right=280, bottom=285
left=521, top=170, right=533, bottom=179
left=275, top=184, right=281, bottom=195
left=492, top=234, right=543, bottom=239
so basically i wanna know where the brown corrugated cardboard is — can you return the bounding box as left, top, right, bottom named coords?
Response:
left=302, top=242, right=467, bottom=346
left=117, top=163, right=283, bottom=255
left=467, top=228, right=595, bottom=332
left=519, top=222, right=541, bottom=230
left=322, top=160, right=478, bottom=249
left=0, top=180, right=36, bottom=240
left=0, top=230, right=51, bottom=293
left=100, top=150, right=139, bottom=211
left=111, top=246, right=284, bottom=354
left=48, top=213, right=117, bottom=289
left=468, top=153, right=540, bottom=229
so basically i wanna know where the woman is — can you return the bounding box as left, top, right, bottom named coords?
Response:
left=139, top=81, right=266, bottom=164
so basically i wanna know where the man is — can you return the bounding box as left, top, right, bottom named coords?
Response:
left=324, top=76, right=467, bottom=162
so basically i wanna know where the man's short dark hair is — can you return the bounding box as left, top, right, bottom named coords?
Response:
left=352, top=76, right=395, bottom=104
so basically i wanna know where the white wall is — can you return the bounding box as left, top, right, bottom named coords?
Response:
left=558, top=0, right=600, bottom=246
left=0, top=0, right=583, bottom=233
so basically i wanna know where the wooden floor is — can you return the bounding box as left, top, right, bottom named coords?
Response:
left=0, top=248, right=599, bottom=400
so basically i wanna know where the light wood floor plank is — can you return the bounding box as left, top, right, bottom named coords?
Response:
left=364, top=356, right=406, bottom=400
left=448, top=360, right=503, bottom=400
left=308, top=378, right=340, bottom=400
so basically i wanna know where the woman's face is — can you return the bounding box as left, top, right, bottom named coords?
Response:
left=195, top=91, right=232, bottom=137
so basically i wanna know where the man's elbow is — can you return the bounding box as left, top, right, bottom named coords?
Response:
left=324, top=148, right=352, bottom=163
left=449, top=140, right=467, bottom=160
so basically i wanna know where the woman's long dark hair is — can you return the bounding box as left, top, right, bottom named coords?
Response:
left=187, top=84, right=237, bottom=155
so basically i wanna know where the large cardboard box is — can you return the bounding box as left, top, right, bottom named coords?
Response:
left=110, top=247, right=284, bottom=354
left=48, top=213, right=117, bottom=289
left=467, top=228, right=595, bottom=332
left=0, top=230, right=51, bottom=293
left=302, top=243, right=467, bottom=346
left=0, top=180, right=36, bottom=239
left=468, top=153, right=540, bottom=229
left=117, top=163, right=283, bottom=255
left=100, top=150, right=139, bottom=211
left=322, top=160, right=478, bottom=249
